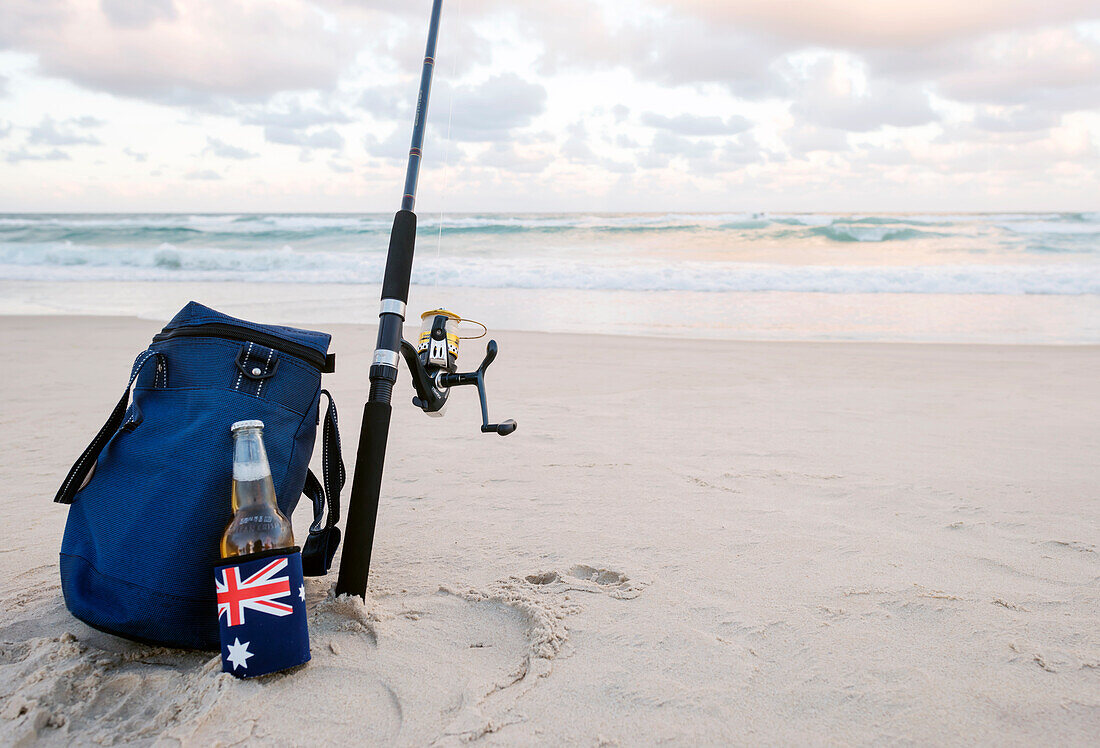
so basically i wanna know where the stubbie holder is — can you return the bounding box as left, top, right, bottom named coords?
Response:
left=214, top=548, right=310, bottom=678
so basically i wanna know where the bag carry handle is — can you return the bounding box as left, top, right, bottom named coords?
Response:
left=302, top=390, right=345, bottom=576
left=55, top=349, right=167, bottom=505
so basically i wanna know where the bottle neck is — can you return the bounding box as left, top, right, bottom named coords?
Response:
left=231, top=428, right=275, bottom=509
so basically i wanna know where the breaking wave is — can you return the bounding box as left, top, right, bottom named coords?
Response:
left=808, top=225, right=939, bottom=243
left=0, top=241, right=1097, bottom=295
left=2, top=211, right=1099, bottom=247
left=1, top=212, right=1097, bottom=295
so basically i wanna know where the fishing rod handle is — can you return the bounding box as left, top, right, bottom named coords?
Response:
left=381, top=211, right=417, bottom=303
left=370, top=210, right=417, bottom=404
left=334, top=401, right=392, bottom=598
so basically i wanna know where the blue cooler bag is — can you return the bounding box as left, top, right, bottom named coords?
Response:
left=54, top=301, right=344, bottom=651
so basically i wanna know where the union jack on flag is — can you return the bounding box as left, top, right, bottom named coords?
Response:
left=216, top=557, right=293, bottom=627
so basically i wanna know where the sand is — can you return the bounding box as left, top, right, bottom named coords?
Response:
left=1, top=314, right=1098, bottom=745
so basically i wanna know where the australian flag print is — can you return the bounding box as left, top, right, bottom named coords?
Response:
left=214, top=549, right=310, bottom=678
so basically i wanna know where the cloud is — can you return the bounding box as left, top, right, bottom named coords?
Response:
left=851, top=144, right=918, bottom=167
left=603, top=159, right=636, bottom=174
left=1, top=0, right=352, bottom=103
left=364, top=129, right=407, bottom=161
left=358, top=84, right=409, bottom=121
left=517, top=1, right=1100, bottom=120
left=922, top=121, right=1100, bottom=174
left=641, top=112, right=752, bottom=136
left=1, top=0, right=1098, bottom=210
left=509, top=2, right=797, bottom=99
left=934, top=28, right=1100, bottom=112
left=535, top=11, right=792, bottom=100
left=359, top=74, right=546, bottom=144
left=100, top=0, right=178, bottom=29
left=671, top=0, right=1100, bottom=48
left=439, top=75, right=547, bottom=142
left=479, top=143, right=552, bottom=174
left=785, top=125, right=850, bottom=156
left=264, top=126, right=343, bottom=150
left=556, top=120, right=633, bottom=173
left=650, top=132, right=716, bottom=160
left=240, top=100, right=352, bottom=129
left=972, top=106, right=1063, bottom=133
left=204, top=136, right=258, bottom=159
left=0, top=121, right=11, bottom=139
left=789, top=58, right=937, bottom=132
left=28, top=116, right=103, bottom=145
left=317, top=3, right=494, bottom=78
left=641, top=127, right=767, bottom=175
left=718, top=133, right=768, bottom=168
left=237, top=99, right=349, bottom=154
left=560, top=121, right=598, bottom=163
left=5, top=147, right=71, bottom=164
left=684, top=135, right=766, bottom=175
left=184, top=169, right=221, bottom=180
left=932, top=117, right=1061, bottom=146
left=636, top=23, right=792, bottom=99
left=637, top=151, right=670, bottom=170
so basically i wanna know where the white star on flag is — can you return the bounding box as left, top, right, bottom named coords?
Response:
left=226, top=638, right=253, bottom=670
left=299, top=584, right=306, bottom=601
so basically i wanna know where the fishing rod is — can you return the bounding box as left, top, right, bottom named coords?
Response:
left=335, top=0, right=516, bottom=599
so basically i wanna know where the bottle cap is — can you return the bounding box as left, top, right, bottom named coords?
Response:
left=230, top=419, right=264, bottom=432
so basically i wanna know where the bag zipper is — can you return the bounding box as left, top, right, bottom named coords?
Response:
left=151, top=322, right=328, bottom=371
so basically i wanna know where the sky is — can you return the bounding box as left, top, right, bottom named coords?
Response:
left=1, top=0, right=1099, bottom=213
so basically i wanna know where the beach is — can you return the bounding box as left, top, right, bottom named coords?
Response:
left=2, top=312, right=1097, bottom=744
left=4, top=0, right=1099, bottom=738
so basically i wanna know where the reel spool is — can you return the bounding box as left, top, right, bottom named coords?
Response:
left=417, top=309, right=460, bottom=372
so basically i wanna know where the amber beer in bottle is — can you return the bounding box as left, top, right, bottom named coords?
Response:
left=220, top=420, right=294, bottom=558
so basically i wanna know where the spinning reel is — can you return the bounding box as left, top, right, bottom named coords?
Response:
left=399, top=310, right=517, bottom=436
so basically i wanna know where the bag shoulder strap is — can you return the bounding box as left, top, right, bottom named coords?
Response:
left=301, top=389, right=345, bottom=576
left=55, top=349, right=167, bottom=505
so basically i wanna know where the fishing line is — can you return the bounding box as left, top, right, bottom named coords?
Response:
left=433, top=0, right=461, bottom=287
left=457, top=317, right=487, bottom=340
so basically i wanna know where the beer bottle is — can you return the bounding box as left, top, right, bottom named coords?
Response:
left=220, top=420, right=294, bottom=558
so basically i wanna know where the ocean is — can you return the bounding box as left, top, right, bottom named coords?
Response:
left=1, top=212, right=1098, bottom=343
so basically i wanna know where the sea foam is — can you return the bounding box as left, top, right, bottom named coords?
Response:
left=0, top=243, right=1097, bottom=295
left=1, top=212, right=1098, bottom=295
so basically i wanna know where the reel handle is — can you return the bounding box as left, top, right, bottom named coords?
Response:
left=479, top=339, right=498, bottom=370
left=439, top=340, right=517, bottom=436
left=483, top=419, right=517, bottom=436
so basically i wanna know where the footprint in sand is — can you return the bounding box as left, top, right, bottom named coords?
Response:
left=524, top=570, right=561, bottom=585
left=567, top=564, right=630, bottom=587
left=523, top=564, right=645, bottom=600
left=566, top=564, right=645, bottom=599
left=1040, top=539, right=1096, bottom=555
